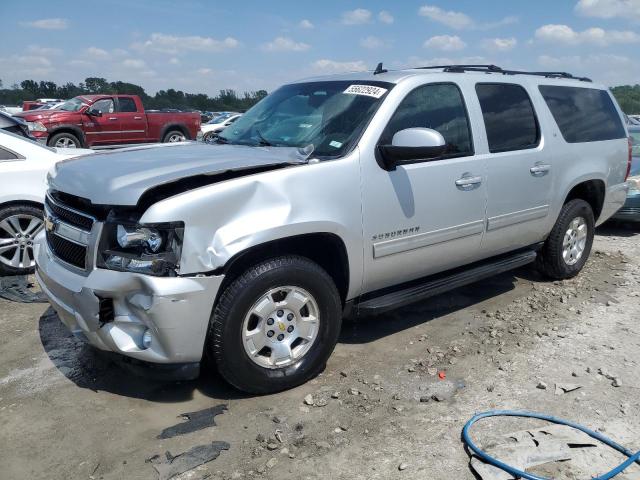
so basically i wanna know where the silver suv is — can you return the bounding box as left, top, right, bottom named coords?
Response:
left=35, top=65, right=631, bottom=393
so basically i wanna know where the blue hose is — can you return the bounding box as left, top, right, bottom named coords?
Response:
left=462, top=410, right=640, bottom=480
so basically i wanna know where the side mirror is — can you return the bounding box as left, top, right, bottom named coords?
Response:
left=86, top=107, right=102, bottom=117
left=377, top=128, right=447, bottom=171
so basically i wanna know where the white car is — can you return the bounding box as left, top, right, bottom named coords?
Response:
left=0, top=130, right=93, bottom=275
left=199, top=112, right=242, bottom=141
left=0, top=105, right=22, bottom=115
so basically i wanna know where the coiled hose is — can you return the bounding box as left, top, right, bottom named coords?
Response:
left=462, top=410, right=640, bottom=480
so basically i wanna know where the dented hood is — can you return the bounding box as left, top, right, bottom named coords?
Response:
left=48, top=142, right=309, bottom=206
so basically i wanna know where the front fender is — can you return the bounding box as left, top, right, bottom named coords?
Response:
left=140, top=152, right=364, bottom=298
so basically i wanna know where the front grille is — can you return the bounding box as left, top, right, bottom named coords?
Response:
left=46, top=231, right=87, bottom=269
left=45, top=196, right=94, bottom=231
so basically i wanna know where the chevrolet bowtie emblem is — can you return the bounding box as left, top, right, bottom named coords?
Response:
left=44, top=215, right=56, bottom=233
left=278, top=322, right=286, bottom=332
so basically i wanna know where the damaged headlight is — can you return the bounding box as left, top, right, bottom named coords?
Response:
left=98, top=222, right=184, bottom=276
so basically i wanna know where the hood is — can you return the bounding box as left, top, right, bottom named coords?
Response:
left=48, top=142, right=310, bottom=206
left=14, top=109, right=70, bottom=122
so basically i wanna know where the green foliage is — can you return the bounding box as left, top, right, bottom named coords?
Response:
left=611, top=85, right=640, bottom=115
left=0, top=77, right=268, bottom=112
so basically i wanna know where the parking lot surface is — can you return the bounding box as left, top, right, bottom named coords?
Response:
left=1, top=224, right=639, bottom=479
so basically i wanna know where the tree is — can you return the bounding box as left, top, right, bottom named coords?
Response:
left=84, top=77, right=111, bottom=94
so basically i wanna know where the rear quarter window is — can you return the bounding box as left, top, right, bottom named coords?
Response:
left=538, top=86, right=626, bottom=143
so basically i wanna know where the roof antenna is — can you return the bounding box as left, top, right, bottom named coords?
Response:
left=373, top=62, right=387, bottom=75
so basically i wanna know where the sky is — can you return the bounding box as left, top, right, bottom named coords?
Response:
left=1, top=0, right=639, bottom=96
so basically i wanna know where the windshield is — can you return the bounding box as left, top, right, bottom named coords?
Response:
left=218, top=81, right=393, bottom=158
left=207, top=112, right=235, bottom=124
left=58, top=97, right=87, bottom=112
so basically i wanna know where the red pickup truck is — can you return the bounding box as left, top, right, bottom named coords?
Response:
left=15, top=95, right=200, bottom=148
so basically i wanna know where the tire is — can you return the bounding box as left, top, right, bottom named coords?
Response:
left=163, top=130, right=187, bottom=143
left=209, top=255, right=342, bottom=394
left=202, top=131, right=218, bottom=143
left=48, top=132, right=81, bottom=149
left=0, top=204, right=44, bottom=276
left=536, top=199, right=595, bottom=280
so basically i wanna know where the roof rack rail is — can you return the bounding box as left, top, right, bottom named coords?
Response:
left=414, top=64, right=592, bottom=82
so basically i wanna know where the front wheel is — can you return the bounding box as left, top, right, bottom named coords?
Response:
left=536, top=199, right=595, bottom=280
left=209, top=256, right=342, bottom=394
left=48, top=132, right=81, bottom=149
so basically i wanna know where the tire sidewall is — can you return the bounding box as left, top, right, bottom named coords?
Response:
left=214, top=259, right=342, bottom=393
left=163, top=130, right=185, bottom=142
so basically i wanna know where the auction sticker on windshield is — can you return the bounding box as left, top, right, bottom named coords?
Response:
left=343, top=85, right=388, bottom=98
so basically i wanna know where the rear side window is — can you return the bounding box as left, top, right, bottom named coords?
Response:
left=476, top=84, right=540, bottom=153
left=538, top=86, right=626, bottom=143
left=380, top=83, right=473, bottom=157
left=117, top=97, right=138, bottom=113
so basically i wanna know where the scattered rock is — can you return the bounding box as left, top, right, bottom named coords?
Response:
left=303, top=394, right=314, bottom=406
left=537, top=381, right=548, bottom=390
left=331, top=392, right=340, bottom=399
left=398, top=462, right=409, bottom=471
left=348, top=388, right=360, bottom=396
left=266, top=457, right=278, bottom=469
left=316, top=441, right=331, bottom=450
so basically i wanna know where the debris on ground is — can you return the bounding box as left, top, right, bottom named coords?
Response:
left=147, top=442, right=230, bottom=480
left=0, top=275, right=47, bottom=303
left=158, top=405, right=228, bottom=439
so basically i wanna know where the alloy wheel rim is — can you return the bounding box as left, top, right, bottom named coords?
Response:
left=55, top=137, right=76, bottom=148
left=562, top=216, right=588, bottom=266
left=0, top=214, right=44, bottom=269
left=242, top=286, right=320, bottom=369
left=168, top=133, right=185, bottom=142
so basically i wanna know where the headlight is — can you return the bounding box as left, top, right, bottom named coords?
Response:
left=628, top=174, right=640, bottom=193
left=26, top=121, right=47, bottom=132
left=97, top=222, right=184, bottom=276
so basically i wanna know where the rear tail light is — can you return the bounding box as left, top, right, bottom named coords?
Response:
left=626, top=136, right=632, bottom=181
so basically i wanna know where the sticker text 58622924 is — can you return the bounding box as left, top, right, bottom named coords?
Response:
left=343, top=85, right=388, bottom=99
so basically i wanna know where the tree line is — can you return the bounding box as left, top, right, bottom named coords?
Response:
left=0, top=77, right=268, bottom=112
left=2, top=76, right=640, bottom=114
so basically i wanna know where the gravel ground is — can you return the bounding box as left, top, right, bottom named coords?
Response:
left=1, top=223, right=639, bottom=480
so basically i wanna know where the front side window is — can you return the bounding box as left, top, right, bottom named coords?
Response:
left=379, top=83, right=473, bottom=157
left=117, top=97, right=137, bottom=113
left=0, top=147, right=19, bottom=160
left=476, top=83, right=540, bottom=153
left=539, top=85, right=626, bottom=143
left=218, top=81, right=392, bottom=158
left=92, top=98, right=115, bottom=114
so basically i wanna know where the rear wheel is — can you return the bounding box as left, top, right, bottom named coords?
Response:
left=537, top=199, right=595, bottom=280
left=0, top=204, right=44, bottom=275
left=163, top=130, right=186, bottom=143
left=48, top=132, right=81, bottom=148
left=209, top=256, right=342, bottom=394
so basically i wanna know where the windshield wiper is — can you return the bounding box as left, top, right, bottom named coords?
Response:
left=255, top=128, right=274, bottom=147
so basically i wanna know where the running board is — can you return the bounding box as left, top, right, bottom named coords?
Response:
left=356, top=250, right=537, bottom=315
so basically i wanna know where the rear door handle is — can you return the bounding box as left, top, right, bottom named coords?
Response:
left=455, top=175, right=483, bottom=188
left=133, top=116, right=142, bottom=120
left=530, top=164, right=551, bottom=176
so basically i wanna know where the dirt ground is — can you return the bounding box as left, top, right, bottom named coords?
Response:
left=1, top=223, right=639, bottom=480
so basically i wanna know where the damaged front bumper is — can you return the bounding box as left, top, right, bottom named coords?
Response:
left=34, top=238, right=223, bottom=375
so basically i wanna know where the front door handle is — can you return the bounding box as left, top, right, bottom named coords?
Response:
left=108, top=117, right=118, bottom=121
left=530, top=164, right=551, bottom=176
left=134, top=116, right=142, bottom=120
left=455, top=175, right=483, bottom=189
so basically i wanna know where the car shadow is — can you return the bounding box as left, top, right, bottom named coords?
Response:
left=38, top=307, right=251, bottom=403
left=339, top=267, right=528, bottom=345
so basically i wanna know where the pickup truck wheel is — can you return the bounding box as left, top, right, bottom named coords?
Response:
left=209, top=255, right=342, bottom=394
left=536, top=199, right=595, bottom=280
left=0, top=204, right=44, bottom=275
left=163, top=130, right=186, bottom=143
left=48, top=132, right=80, bottom=148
